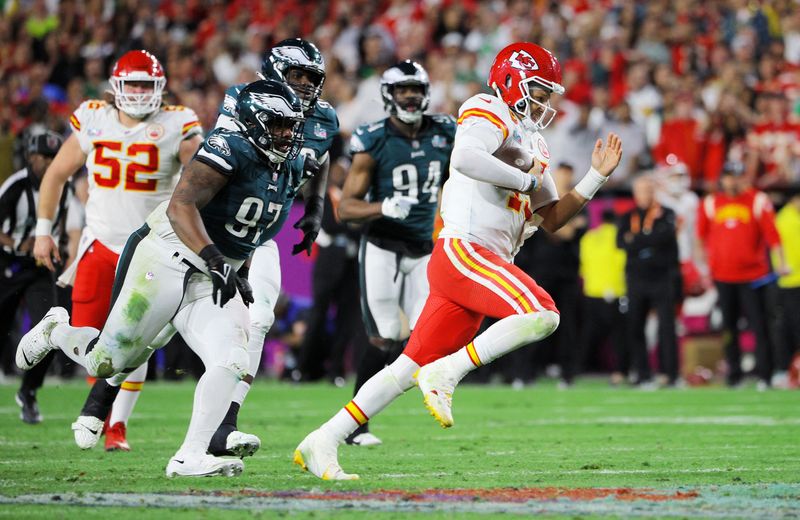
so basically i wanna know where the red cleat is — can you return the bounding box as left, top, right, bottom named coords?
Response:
left=104, top=422, right=130, bottom=451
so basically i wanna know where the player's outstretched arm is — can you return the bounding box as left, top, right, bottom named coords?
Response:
left=34, top=133, right=87, bottom=271
left=167, top=159, right=229, bottom=255
left=537, top=133, right=622, bottom=233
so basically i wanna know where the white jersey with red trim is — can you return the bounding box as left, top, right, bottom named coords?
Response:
left=70, top=101, right=202, bottom=253
left=439, top=94, right=559, bottom=261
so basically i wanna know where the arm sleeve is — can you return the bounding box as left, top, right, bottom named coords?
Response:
left=449, top=123, right=530, bottom=191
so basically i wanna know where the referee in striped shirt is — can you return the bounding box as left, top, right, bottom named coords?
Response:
left=0, top=131, right=82, bottom=423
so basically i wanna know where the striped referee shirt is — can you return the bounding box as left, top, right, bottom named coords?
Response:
left=0, top=168, right=82, bottom=257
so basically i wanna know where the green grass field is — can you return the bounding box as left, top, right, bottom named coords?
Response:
left=1, top=378, right=799, bottom=518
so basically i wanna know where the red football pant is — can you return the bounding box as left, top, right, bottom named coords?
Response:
left=404, top=237, right=557, bottom=366
left=71, top=240, right=120, bottom=329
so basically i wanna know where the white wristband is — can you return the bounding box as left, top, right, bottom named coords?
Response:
left=35, top=218, right=53, bottom=237
left=574, top=167, right=608, bottom=200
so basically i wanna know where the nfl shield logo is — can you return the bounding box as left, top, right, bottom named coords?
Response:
left=432, top=135, right=446, bottom=148
left=314, top=123, right=327, bottom=139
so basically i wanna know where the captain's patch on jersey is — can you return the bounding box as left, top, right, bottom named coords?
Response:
left=207, top=134, right=231, bottom=156
left=146, top=123, right=165, bottom=141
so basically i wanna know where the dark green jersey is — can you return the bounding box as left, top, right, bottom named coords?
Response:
left=194, top=128, right=299, bottom=260
left=218, top=83, right=339, bottom=195
left=350, top=114, right=456, bottom=245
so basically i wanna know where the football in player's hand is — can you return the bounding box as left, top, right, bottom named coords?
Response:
left=493, top=145, right=534, bottom=171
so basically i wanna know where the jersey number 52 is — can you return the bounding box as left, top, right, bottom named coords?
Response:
left=93, top=141, right=159, bottom=192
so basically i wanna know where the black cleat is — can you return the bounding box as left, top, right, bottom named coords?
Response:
left=16, top=390, right=42, bottom=424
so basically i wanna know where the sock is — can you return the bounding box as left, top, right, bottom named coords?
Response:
left=232, top=380, right=251, bottom=406
left=322, top=354, right=419, bottom=442
left=51, top=324, right=100, bottom=367
left=219, top=402, right=240, bottom=429
left=81, top=379, right=121, bottom=419
left=447, top=311, right=560, bottom=378
left=109, top=363, right=147, bottom=426
left=178, top=366, right=239, bottom=456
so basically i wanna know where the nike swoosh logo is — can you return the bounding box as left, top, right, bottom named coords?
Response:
left=87, top=428, right=99, bottom=435
left=212, top=264, right=231, bottom=284
left=22, top=349, right=33, bottom=367
left=174, top=459, right=185, bottom=464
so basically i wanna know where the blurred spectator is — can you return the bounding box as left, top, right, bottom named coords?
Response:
left=772, top=191, right=800, bottom=385
left=577, top=209, right=628, bottom=385
left=745, top=91, right=800, bottom=189
left=697, top=162, right=788, bottom=388
left=603, top=101, right=647, bottom=188
left=618, top=175, right=680, bottom=387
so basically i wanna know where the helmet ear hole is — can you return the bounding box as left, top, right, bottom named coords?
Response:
left=505, top=74, right=512, bottom=89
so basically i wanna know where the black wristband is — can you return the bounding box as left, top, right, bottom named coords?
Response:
left=199, top=244, right=224, bottom=264
left=237, top=266, right=249, bottom=279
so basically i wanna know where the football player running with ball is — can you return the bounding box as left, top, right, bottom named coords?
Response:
left=31, top=50, right=203, bottom=451
left=337, top=60, right=455, bottom=447
left=18, top=80, right=307, bottom=477
left=294, top=42, right=623, bottom=480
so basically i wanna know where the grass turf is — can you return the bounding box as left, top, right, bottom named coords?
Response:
left=1, top=378, right=798, bottom=517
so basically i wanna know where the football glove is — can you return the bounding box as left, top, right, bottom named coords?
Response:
left=235, top=265, right=254, bottom=307
left=381, top=195, right=417, bottom=220
left=302, top=155, right=321, bottom=181
left=199, top=244, right=238, bottom=308
left=292, top=195, right=324, bottom=256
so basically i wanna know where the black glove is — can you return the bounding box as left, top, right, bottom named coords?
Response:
left=199, top=244, right=238, bottom=308
left=235, top=265, right=254, bottom=307
left=302, top=155, right=321, bottom=181
left=291, top=195, right=324, bottom=256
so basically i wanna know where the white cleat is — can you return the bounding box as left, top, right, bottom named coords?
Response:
left=294, top=429, right=359, bottom=481
left=16, top=307, right=69, bottom=370
left=72, top=415, right=104, bottom=450
left=165, top=453, right=244, bottom=478
left=415, top=357, right=462, bottom=428
left=347, top=432, right=382, bottom=447
left=225, top=431, right=261, bottom=458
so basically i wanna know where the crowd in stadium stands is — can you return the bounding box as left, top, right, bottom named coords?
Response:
left=1, top=0, right=799, bottom=388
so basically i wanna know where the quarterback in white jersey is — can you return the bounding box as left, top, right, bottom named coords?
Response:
left=33, top=50, right=203, bottom=452
left=294, top=42, right=622, bottom=481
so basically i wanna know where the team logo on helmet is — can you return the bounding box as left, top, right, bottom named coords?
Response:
left=508, top=50, right=539, bottom=71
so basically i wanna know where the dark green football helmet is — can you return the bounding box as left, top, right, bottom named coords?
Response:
left=236, top=79, right=305, bottom=164
left=260, top=38, right=325, bottom=114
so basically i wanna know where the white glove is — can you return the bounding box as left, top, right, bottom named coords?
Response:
left=381, top=195, right=417, bottom=220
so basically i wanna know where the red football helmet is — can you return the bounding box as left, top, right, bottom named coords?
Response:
left=488, top=42, right=565, bottom=129
left=109, top=50, right=166, bottom=118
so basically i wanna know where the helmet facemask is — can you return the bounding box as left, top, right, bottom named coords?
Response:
left=110, top=76, right=166, bottom=119
left=382, top=82, right=429, bottom=125
left=246, top=111, right=305, bottom=164
left=284, top=67, right=325, bottom=113
left=515, top=78, right=559, bottom=130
